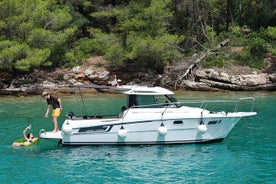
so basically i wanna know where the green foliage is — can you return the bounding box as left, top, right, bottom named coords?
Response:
left=64, top=36, right=102, bottom=67
left=90, top=0, right=183, bottom=71
left=258, top=26, right=276, bottom=55
left=27, top=28, right=55, bottom=49
left=15, top=48, right=51, bottom=71
left=233, top=48, right=265, bottom=69
left=88, top=28, right=118, bottom=54
left=124, top=34, right=184, bottom=68
left=0, top=0, right=275, bottom=74
left=265, top=26, right=276, bottom=40
left=248, top=36, right=268, bottom=56
left=0, top=0, right=84, bottom=72
left=215, top=25, right=275, bottom=70
left=0, top=41, right=27, bottom=70
left=230, top=0, right=276, bottom=29
left=202, top=55, right=226, bottom=68
left=230, top=25, right=243, bottom=37
left=229, top=30, right=266, bottom=69
left=0, top=40, right=51, bottom=71
left=105, top=44, right=126, bottom=66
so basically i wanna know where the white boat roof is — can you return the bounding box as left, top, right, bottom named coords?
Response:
left=70, top=84, right=174, bottom=95
left=117, top=85, right=174, bottom=95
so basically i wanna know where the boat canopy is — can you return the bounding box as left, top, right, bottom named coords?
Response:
left=70, top=84, right=174, bottom=95
left=120, top=86, right=174, bottom=95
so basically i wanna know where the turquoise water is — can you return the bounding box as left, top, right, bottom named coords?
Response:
left=0, top=91, right=275, bottom=184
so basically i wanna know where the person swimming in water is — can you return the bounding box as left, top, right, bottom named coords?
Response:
left=12, top=125, right=39, bottom=147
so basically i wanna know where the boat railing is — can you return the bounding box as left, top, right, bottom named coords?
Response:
left=177, top=97, right=255, bottom=112
left=130, top=102, right=176, bottom=109
left=128, top=97, right=255, bottom=113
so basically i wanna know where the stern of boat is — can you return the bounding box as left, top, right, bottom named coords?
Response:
left=39, top=129, right=62, bottom=140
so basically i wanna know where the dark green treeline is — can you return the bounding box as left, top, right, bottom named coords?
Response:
left=0, top=0, right=275, bottom=73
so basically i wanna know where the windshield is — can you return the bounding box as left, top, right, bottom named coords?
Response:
left=128, top=95, right=180, bottom=108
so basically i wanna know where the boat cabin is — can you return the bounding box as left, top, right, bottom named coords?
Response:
left=120, top=86, right=178, bottom=108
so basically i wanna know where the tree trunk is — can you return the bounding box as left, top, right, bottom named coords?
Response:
left=174, top=39, right=231, bottom=89
left=226, top=0, right=231, bottom=31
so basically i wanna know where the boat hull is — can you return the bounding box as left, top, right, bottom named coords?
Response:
left=60, top=114, right=246, bottom=146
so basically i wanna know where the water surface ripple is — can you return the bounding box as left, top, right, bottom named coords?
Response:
left=0, top=91, right=275, bottom=183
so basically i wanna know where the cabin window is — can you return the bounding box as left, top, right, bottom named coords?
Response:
left=208, top=120, right=222, bottom=125
left=155, top=95, right=169, bottom=104
left=173, top=120, right=183, bottom=125
left=136, top=95, right=156, bottom=106
left=78, top=125, right=111, bottom=133
left=128, top=95, right=137, bottom=107
left=128, top=94, right=179, bottom=108
left=128, top=95, right=157, bottom=107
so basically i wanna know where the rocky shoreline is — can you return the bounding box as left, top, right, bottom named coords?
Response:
left=183, top=70, right=276, bottom=91
left=1, top=57, right=275, bottom=95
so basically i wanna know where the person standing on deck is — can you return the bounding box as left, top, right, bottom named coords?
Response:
left=42, top=91, right=62, bottom=132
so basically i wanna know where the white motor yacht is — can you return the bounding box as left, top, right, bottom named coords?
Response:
left=39, top=85, right=257, bottom=145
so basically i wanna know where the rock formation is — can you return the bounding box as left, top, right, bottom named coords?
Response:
left=0, top=56, right=275, bottom=95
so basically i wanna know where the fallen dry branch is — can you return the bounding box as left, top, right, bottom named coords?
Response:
left=174, top=39, right=231, bottom=89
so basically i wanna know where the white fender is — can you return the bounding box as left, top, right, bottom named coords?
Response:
left=62, top=123, right=72, bottom=134
left=197, top=124, right=207, bottom=134
left=158, top=125, right=168, bottom=135
left=117, top=127, right=127, bottom=139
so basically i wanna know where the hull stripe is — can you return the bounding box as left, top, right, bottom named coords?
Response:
left=62, top=138, right=224, bottom=146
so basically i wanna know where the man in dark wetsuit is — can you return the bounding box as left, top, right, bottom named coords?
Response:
left=42, top=91, right=62, bottom=132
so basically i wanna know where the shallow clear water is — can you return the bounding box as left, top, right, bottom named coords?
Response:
left=0, top=91, right=275, bottom=183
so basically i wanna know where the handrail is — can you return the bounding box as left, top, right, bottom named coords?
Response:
left=235, top=97, right=255, bottom=112
left=178, top=97, right=255, bottom=112
left=127, top=97, right=256, bottom=113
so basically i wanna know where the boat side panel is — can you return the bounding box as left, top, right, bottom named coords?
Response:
left=61, top=116, right=241, bottom=145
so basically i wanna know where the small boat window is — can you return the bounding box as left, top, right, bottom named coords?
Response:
left=166, top=95, right=181, bottom=107
left=173, top=120, right=183, bottom=125
left=128, top=95, right=159, bottom=108
left=128, top=95, right=138, bottom=107
left=136, top=95, right=156, bottom=106
left=128, top=94, right=179, bottom=108
left=79, top=125, right=112, bottom=133
left=208, top=120, right=222, bottom=125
